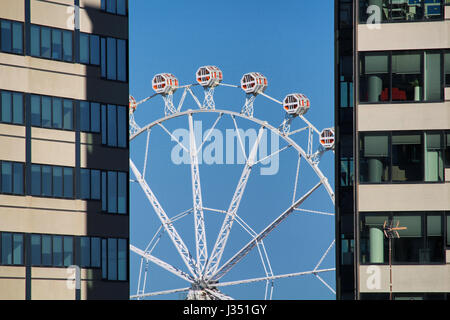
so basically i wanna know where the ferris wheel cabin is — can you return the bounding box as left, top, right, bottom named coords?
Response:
left=283, top=93, right=310, bottom=116
left=240, top=72, right=268, bottom=94
left=319, top=128, right=335, bottom=149
left=152, top=73, right=179, bottom=95
left=196, top=66, right=223, bottom=87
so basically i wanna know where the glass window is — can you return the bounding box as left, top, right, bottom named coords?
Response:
left=426, top=214, right=444, bottom=263
left=12, top=92, right=23, bottom=125
left=91, top=169, right=101, bottom=200
left=31, top=165, right=41, bottom=196
left=53, top=235, right=63, bottom=266
left=2, top=161, right=12, bottom=193
left=13, top=234, right=23, bottom=265
left=91, top=102, right=101, bottom=133
left=80, top=237, right=90, bottom=267
left=80, top=101, right=90, bottom=132
left=108, top=171, right=117, bottom=213
left=41, top=96, right=52, bottom=128
left=13, top=162, right=23, bottom=195
left=107, top=105, right=117, bottom=147
left=117, top=0, right=127, bottom=15
left=446, top=214, right=450, bottom=247
left=90, top=35, right=100, bottom=65
left=40, top=27, right=51, bottom=58
left=63, top=167, right=73, bottom=198
left=53, top=166, right=63, bottom=198
left=107, top=238, right=117, bottom=280
left=117, top=39, right=127, bottom=81
left=445, top=52, right=450, bottom=87
left=91, top=237, right=101, bottom=268
left=445, top=132, right=450, bottom=167
left=80, top=33, right=89, bottom=64
left=1, top=233, right=12, bottom=265
left=12, top=22, right=23, bottom=54
left=31, top=234, right=41, bottom=265
left=391, top=51, right=422, bottom=102
left=425, top=132, right=444, bottom=182
left=118, top=172, right=127, bottom=214
left=42, top=165, right=52, bottom=196
left=393, top=215, right=423, bottom=263
left=107, top=0, right=117, bottom=14
left=1, top=91, right=11, bottom=123
left=117, top=105, right=127, bottom=147
left=424, top=52, right=442, bottom=101
left=63, top=99, right=73, bottom=130
left=30, top=25, right=40, bottom=56
left=107, top=37, right=117, bottom=80
left=102, top=171, right=107, bottom=211
left=118, top=239, right=127, bottom=280
left=101, top=38, right=106, bottom=78
left=391, top=133, right=423, bottom=182
left=41, top=235, right=52, bottom=266
left=101, top=104, right=107, bottom=145
left=1, top=21, right=12, bottom=52
left=80, top=169, right=91, bottom=199
left=52, top=98, right=63, bottom=129
left=51, top=29, right=62, bottom=60
left=63, top=236, right=73, bottom=267
left=31, top=95, right=41, bottom=126
left=102, top=239, right=107, bottom=279
left=360, top=52, right=390, bottom=103
left=359, top=133, right=390, bottom=183
left=62, top=30, right=72, bottom=62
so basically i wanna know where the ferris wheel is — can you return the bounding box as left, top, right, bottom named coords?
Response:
left=129, top=66, right=336, bottom=300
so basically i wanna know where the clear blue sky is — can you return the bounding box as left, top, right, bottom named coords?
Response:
left=129, top=0, right=335, bottom=300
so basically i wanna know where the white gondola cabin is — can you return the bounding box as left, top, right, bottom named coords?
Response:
left=152, top=73, right=179, bottom=95
left=196, top=66, right=223, bottom=87
left=283, top=93, right=310, bottom=116
left=129, top=95, right=137, bottom=114
left=240, top=72, right=267, bottom=94
left=319, top=128, right=335, bottom=149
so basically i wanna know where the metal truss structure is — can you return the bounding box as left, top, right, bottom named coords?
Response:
left=129, top=68, right=335, bottom=300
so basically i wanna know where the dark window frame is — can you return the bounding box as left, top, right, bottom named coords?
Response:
left=0, top=232, right=24, bottom=266
left=0, top=18, right=24, bottom=55
left=29, top=24, right=74, bottom=63
left=0, top=161, right=25, bottom=196
left=101, top=169, right=128, bottom=215
left=101, top=104, right=128, bottom=149
left=101, top=237, right=128, bottom=281
left=100, top=36, right=128, bottom=83
left=0, top=90, right=25, bottom=125
left=31, top=164, right=75, bottom=199
left=101, top=0, right=128, bottom=16
left=30, top=94, right=74, bottom=131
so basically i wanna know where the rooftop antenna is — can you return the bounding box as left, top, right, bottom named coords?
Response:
left=383, top=219, right=407, bottom=300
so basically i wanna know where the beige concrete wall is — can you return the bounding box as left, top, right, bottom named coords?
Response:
left=31, top=0, right=74, bottom=31
left=359, top=183, right=450, bottom=212
left=358, top=20, right=450, bottom=51
left=358, top=102, right=450, bottom=132
left=360, top=264, right=450, bottom=293
left=0, top=0, right=25, bottom=22
left=0, top=267, right=26, bottom=300
left=0, top=124, right=26, bottom=163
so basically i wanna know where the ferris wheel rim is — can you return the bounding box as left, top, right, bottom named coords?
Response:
left=129, top=108, right=334, bottom=204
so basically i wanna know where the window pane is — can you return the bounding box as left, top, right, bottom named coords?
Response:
left=13, top=162, right=23, bottom=195
left=31, top=235, right=41, bottom=265
left=117, top=0, right=127, bottom=15
left=106, top=0, right=117, bottom=14
left=80, top=33, right=89, bottom=64
left=90, top=35, right=100, bottom=65
left=12, top=92, right=23, bottom=125
left=359, top=133, right=390, bottom=183
left=392, top=133, right=423, bottom=182
left=107, top=238, right=117, bottom=280
left=393, top=215, right=422, bottom=263
left=42, top=165, right=52, bottom=196
left=41, top=27, right=51, bottom=58
left=80, top=237, right=90, bottom=267
left=447, top=215, right=450, bottom=247
left=391, top=52, right=422, bottom=102
left=118, top=239, right=127, bottom=280
left=101, top=38, right=106, bottom=78
left=53, top=166, right=63, bottom=197
left=117, top=172, right=126, bottom=214
left=102, top=239, right=107, bottom=278
left=91, top=169, right=101, bottom=200
left=31, top=165, right=41, bottom=196
left=91, top=237, right=101, bottom=268
left=107, top=105, right=117, bottom=147
left=52, top=98, right=63, bottom=129
left=80, top=101, right=90, bottom=132
left=360, top=53, right=389, bottom=103
left=53, top=236, right=63, bottom=266
left=30, top=25, right=40, bottom=56
left=1, top=91, right=12, bottom=123
left=107, top=37, right=117, bottom=80
left=51, top=29, right=62, bottom=60
left=63, top=99, right=73, bottom=130
left=2, top=161, right=12, bottom=193
left=445, top=52, right=450, bottom=87
left=41, top=96, right=52, bottom=128
left=424, top=52, right=442, bottom=101
left=63, top=236, right=73, bottom=267
left=425, top=132, right=444, bottom=182
left=63, top=167, right=73, bottom=198
left=117, top=105, right=127, bottom=147
left=62, top=31, right=73, bottom=62
left=80, top=168, right=91, bottom=199
left=1, top=233, right=12, bottom=265
left=446, top=132, right=450, bottom=167
left=108, top=171, right=117, bottom=213
left=91, top=103, right=100, bottom=133
left=102, top=171, right=107, bottom=211
left=101, top=104, right=107, bottom=145
left=13, top=234, right=23, bottom=265
left=117, top=39, right=126, bottom=81
left=31, top=95, right=41, bottom=126
left=1, top=21, right=12, bottom=52
left=12, top=22, right=23, bottom=54
left=41, top=235, right=52, bottom=266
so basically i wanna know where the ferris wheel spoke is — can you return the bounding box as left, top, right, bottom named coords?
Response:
left=313, top=240, right=336, bottom=272
left=314, top=273, right=336, bottom=295
left=157, top=122, right=189, bottom=153
left=142, top=128, right=151, bottom=179
left=213, top=268, right=335, bottom=288
left=294, top=208, right=335, bottom=216
left=130, top=159, right=199, bottom=277
left=130, top=244, right=195, bottom=284
left=130, top=287, right=191, bottom=299
left=210, top=180, right=323, bottom=282
left=187, top=86, right=202, bottom=109
left=253, top=144, right=292, bottom=167
left=231, top=115, right=248, bottom=162
left=188, top=113, right=208, bottom=274
left=196, top=113, right=223, bottom=154
left=205, top=125, right=266, bottom=278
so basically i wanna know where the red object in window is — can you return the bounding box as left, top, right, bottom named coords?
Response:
left=380, top=88, right=389, bottom=101
left=380, top=88, right=406, bottom=101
